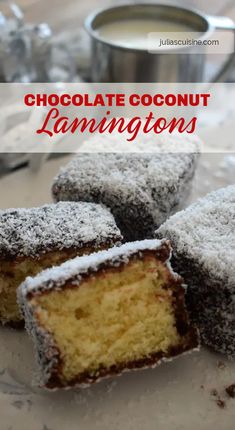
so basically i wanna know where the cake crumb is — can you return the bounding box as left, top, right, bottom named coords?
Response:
left=210, top=388, right=226, bottom=409
left=217, top=361, right=226, bottom=369
left=216, top=399, right=226, bottom=409
left=225, top=384, right=235, bottom=398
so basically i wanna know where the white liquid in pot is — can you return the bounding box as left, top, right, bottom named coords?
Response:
left=95, top=19, right=196, bottom=50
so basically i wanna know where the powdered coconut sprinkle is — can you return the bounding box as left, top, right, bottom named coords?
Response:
left=157, top=184, right=235, bottom=286
left=52, top=148, right=200, bottom=241
left=0, top=202, right=122, bottom=258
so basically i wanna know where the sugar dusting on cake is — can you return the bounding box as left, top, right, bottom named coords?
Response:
left=0, top=202, right=122, bottom=258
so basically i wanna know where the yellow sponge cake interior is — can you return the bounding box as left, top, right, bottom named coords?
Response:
left=18, top=240, right=199, bottom=388
left=0, top=249, right=84, bottom=325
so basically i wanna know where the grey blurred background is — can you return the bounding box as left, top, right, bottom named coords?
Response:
left=15, top=0, right=235, bottom=31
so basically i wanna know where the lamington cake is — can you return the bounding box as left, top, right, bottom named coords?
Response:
left=0, top=202, right=122, bottom=326
left=156, top=185, right=235, bottom=359
left=52, top=141, right=199, bottom=241
left=18, top=239, right=199, bottom=389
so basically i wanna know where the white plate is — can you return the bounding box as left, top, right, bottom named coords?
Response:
left=0, top=153, right=234, bottom=430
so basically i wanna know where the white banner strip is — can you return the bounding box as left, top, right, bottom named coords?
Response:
left=0, top=82, right=234, bottom=153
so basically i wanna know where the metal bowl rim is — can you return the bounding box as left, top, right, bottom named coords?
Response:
left=84, top=3, right=213, bottom=53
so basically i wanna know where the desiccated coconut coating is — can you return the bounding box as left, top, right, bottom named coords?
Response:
left=156, top=184, right=235, bottom=359
left=52, top=144, right=199, bottom=241
left=0, top=202, right=122, bottom=259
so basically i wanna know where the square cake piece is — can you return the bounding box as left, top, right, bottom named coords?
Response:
left=18, top=239, right=199, bottom=389
left=156, top=184, right=235, bottom=358
left=0, top=202, right=122, bottom=325
left=52, top=138, right=199, bottom=241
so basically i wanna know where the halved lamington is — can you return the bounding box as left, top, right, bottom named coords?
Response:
left=18, top=239, right=199, bottom=389
left=52, top=139, right=199, bottom=241
left=156, top=185, right=235, bottom=358
left=0, top=202, right=122, bottom=325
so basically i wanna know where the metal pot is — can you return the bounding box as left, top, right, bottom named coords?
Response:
left=85, top=3, right=235, bottom=83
